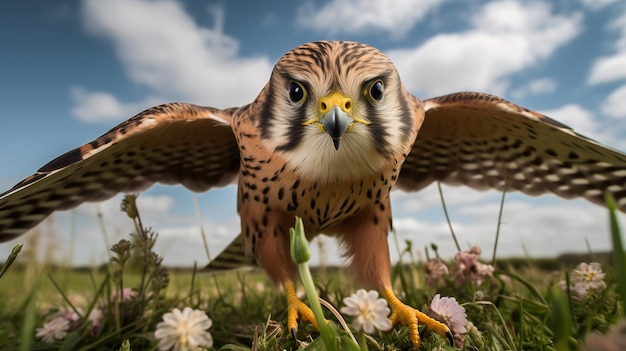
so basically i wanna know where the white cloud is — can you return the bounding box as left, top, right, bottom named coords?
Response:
left=613, top=12, right=626, bottom=50
left=587, top=7, right=626, bottom=84
left=392, top=191, right=617, bottom=260
left=602, top=84, right=626, bottom=118
left=540, top=104, right=600, bottom=136
left=588, top=52, right=626, bottom=84
left=588, top=11, right=626, bottom=85
left=157, top=219, right=240, bottom=265
left=3, top=183, right=623, bottom=267
left=75, top=0, right=273, bottom=122
left=99, top=192, right=240, bottom=266
left=581, top=0, right=617, bottom=11
left=76, top=193, right=180, bottom=221
left=387, top=0, right=582, bottom=97
left=296, top=0, right=445, bottom=38
left=70, top=86, right=159, bottom=122
left=511, top=77, right=556, bottom=99
left=587, top=9, right=626, bottom=120
left=459, top=200, right=610, bottom=255
left=0, top=191, right=241, bottom=267
left=391, top=185, right=497, bottom=214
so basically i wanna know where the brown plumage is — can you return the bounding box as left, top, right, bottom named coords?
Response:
left=2, top=41, right=626, bottom=348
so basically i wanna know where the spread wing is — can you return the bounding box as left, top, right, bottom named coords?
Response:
left=396, top=92, right=626, bottom=211
left=0, top=103, right=241, bottom=242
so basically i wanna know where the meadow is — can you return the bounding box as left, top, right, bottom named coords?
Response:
left=0, top=193, right=625, bottom=351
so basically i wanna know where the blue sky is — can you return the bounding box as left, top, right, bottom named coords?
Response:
left=1, top=0, right=626, bottom=266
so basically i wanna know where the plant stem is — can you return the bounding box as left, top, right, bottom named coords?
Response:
left=290, top=217, right=337, bottom=350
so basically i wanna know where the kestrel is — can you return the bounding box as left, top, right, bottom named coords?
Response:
left=2, top=41, right=626, bottom=348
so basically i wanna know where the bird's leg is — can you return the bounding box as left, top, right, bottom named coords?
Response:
left=284, top=279, right=319, bottom=338
left=243, top=207, right=321, bottom=338
left=383, top=288, right=453, bottom=348
left=335, top=199, right=453, bottom=349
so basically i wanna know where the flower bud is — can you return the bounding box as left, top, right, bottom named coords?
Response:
left=289, top=217, right=311, bottom=264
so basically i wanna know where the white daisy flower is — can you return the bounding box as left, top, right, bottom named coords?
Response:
left=154, top=307, right=213, bottom=351
left=560, top=262, right=607, bottom=301
left=340, top=289, right=392, bottom=334
left=35, top=317, right=70, bottom=344
left=571, top=262, right=606, bottom=292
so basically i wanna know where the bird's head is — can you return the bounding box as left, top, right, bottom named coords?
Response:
left=257, top=41, right=419, bottom=183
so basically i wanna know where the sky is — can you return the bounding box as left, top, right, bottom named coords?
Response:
left=1, top=0, right=626, bottom=267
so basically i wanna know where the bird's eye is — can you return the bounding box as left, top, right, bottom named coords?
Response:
left=368, top=80, right=384, bottom=101
left=289, top=82, right=306, bottom=103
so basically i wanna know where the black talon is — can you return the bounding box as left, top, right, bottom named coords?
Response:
left=446, top=330, right=454, bottom=346
left=291, top=327, right=298, bottom=343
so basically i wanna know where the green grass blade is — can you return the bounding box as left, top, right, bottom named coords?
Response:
left=548, top=285, right=572, bottom=351
left=605, top=193, right=626, bottom=314
left=19, top=277, right=39, bottom=351
left=474, top=300, right=517, bottom=350
left=59, top=329, right=83, bottom=351
left=491, top=187, right=507, bottom=266
left=437, top=182, right=461, bottom=251
left=47, top=272, right=83, bottom=318
left=494, top=270, right=547, bottom=305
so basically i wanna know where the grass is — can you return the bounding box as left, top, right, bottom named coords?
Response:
left=0, top=193, right=625, bottom=350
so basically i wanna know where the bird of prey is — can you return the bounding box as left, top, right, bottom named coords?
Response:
left=2, top=41, right=626, bottom=348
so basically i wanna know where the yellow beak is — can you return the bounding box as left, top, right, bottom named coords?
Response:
left=303, top=91, right=369, bottom=150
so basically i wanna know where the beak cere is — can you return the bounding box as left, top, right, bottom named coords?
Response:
left=315, top=91, right=355, bottom=150
left=320, top=105, right=352, bottom=150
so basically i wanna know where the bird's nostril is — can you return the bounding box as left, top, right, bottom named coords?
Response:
left=320, top=102, right=327, bottom=111
left=345, top=101, right=352, bottom=110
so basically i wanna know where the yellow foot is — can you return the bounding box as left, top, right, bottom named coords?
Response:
left=383, top=289, right=453, bottom=349
left=284, top=280, right=319, bottom=340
